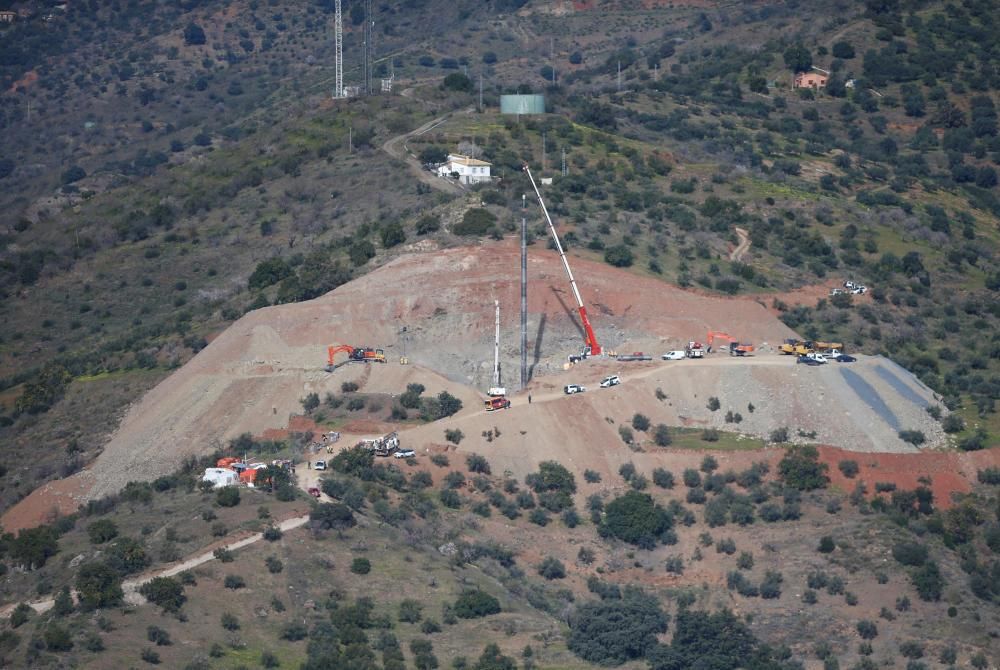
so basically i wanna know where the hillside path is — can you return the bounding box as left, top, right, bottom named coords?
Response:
left=381, top=108, right=473, bottom=195
left=0, top=513, right=310, bottom=617
left=730, top=227, right=751, bottom=262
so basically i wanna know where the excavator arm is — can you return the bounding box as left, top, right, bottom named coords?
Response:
left=327, top=344, right=355, bottom=367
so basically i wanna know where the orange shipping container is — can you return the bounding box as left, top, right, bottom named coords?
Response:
left=217, top=457, right=239, bottom=469
left=239, top=469, right=258, bottom=485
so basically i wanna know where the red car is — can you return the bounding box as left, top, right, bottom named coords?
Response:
left=307, top=487, right=321, bottom=498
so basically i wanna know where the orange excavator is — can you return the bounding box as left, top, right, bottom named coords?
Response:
left=326, top=344, right=386, bottom=371
left=706, top=331, right=755, bottom=357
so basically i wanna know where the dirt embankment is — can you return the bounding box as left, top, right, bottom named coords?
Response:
left=1, top=240, right=983, bottom=531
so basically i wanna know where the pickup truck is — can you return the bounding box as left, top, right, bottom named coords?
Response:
left=564, top=384, right=586, bottom=394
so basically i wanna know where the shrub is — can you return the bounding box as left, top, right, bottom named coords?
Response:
left=147, top=625, right=171, bottom=646
left=856, top=620, right=878, bottom=640
left=454, top=208, right=497, bottom=236
left=715, top=538, right=736, bottom=555
left=140, top=648, right=160, bottom=664
left=263, top=525, right=282, bottom=542
left=223, top=575, right=246, bottom=589
left=707, top=397, right=721, bottom=411
left=941, top=414, right=965, bottom=433
left=778, top=446, right=829, bottom=490
left=310, top=502, right=356, bottom=530
left=567, top=591, right=667, bottom=664
left=653, top=424, right=671, bottom=447
left=652, top=468, right=675, bottom=489
left=892, top=542, right=928, bottom=566
left=265, top=556, right=283, bottom=574
left=466, top=453, right=491, bottom=474
left=683, top=469, right=702, bottom=488
left=911, top=561, right=944, bottom=601
left=538, top=557, right=567, bottom=580
left=76, top=561, right=124, bottom=610
left=618, top=425, right=634, bottom=444
left=42, top=626, right=75, bottom=653
left=604, top=245, right=634, bottom=267
left=700, top=455, right=719, bottom=473
left=584, top=469, right=602, bottom=483
left=818, top=536, right=836, bottom=553
left=87, top=519, right=119, bottom=544
left=529, top=509, right=549, bottom=526
left=216, top=487, right=240, bottom=507
left=898, top=430, right=926, bottom=446
left=631, top=414, right=650, bottom=431
left=351, top=558, right=372, bottom=575
left=139, top=577, right=186, bottom=613
left=399, top=599, right=423, bottom=623
left=9, top=603, right=31, bottom=628
left=214, top=547, right=234, bottom=563
left=838, top=460, right=859, bottom=478
left=601, top=491, right=673, bottom=548
left=454, top=590, right=501, bottom=618
left=769, top=427, right=789, bottom=443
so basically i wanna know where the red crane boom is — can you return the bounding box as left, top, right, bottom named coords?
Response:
left=523, top=164, right=602, bottom=357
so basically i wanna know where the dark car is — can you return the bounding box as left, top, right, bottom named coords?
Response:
left=835, top=354, right=857, bottom=363
left=796, top=356, right=822, bottom=366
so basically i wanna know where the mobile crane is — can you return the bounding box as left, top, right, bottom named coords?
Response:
left=523, top=164, right=602, bottom=359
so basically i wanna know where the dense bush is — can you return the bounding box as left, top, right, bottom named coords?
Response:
left=838, top=460, right=859, bottom=478
left=216, top=487, right=240, bottom=507
left=453, top=590, right=501, bottom=618
left=892, top=542, right=928, bottom=567
left=139, top=577, right=186, bottom=613
left=86, top=519, right=119, bottom=544
left=76, top=561, right=124, bottom=610
left=568, top=590, right=667, bottom=665
left=538, top=556, right=567, bottom=580
left=601, top=491, right=673, bottom=548
left=647, top=609, right=763, bottom=670
left=778, top=446, right=829, bottom=490
left=454, top=208, right=497, bottom=236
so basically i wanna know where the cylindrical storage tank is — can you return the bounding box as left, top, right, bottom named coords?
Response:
left=500, top=94, right=546, bottom=115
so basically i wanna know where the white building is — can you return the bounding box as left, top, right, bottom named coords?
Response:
left=437, top=154, right=492, bottom=185
left=202, top=468, right=239, bottom=489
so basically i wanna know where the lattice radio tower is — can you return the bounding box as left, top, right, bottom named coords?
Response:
left=332, top=0, right=344, bottom=98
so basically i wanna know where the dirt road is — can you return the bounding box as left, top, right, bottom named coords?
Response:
left=381, top=109, right=471, bottom=195
left=730, top=226, right=751, bottom=262
left=0, top=513, right=311, bottom=617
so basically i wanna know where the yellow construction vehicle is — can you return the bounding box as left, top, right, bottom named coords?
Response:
left=813, top=341, right=844, bottom=354
left=779, top=339, right=814, bottom=356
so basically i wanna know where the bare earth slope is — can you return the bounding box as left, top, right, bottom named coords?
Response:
left=1, top=241, right=957, bottom=529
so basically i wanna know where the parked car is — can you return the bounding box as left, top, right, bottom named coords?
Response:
left=564, top=384, right=585, bottom=394
left=662, top=350, right=687, bottom=360
left=394, top=449, right=416, bottom=459
left=600, top=375, right=621, bottom=388
left=796, top=356, right=822, bottom=366
left=313, top=460, right=326, bottom=470
left=835, top=354, right=857, bottom=363
left=307, top=487, right=321, bottom=498
left=806, top=352, right=828, bottom=364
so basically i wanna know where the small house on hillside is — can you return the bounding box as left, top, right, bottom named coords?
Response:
left=794, top=71, right=828, bottom=89
left=202, top=468, right=239, bottom=489
left=0, top=11, right=17, bottom=23
left=437, top=154, right=492, bottom=185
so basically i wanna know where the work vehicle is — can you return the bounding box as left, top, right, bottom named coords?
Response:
left=394, top=449, right=416, bottom=459
left=525, top=165, right=602, bottom=359
left=686, top=341, right=705, bottom=358
left=307, top=487, right=321, bottom=498
left=356, top=432, right=400, bottom=457
left=806, top=352, right=828, bottom=364
left=796, top=356, right=822, bottom=366
left=325, top=344, right=386, bottom=371
left=835, top=354, right=857, bottom=363
left=314, top=460, right=327, bottom=470
left=600, top=375, right=621, bottom=388
left=484, top=396, right=512, bottom=411
left=564, top=384, right=585, bottom=395
left=812, top=341, right=844, bottom=354
left=706, top=331, right=754, bottom=356
left=779, top=339, right=814, bottom=356
left=663, top=351, right=686, bottom=360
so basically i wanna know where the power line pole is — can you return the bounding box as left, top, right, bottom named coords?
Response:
left=550, top=37, right=556, bottom=85
left=479, top=72, right=483, bottom=111
left=617, top=60, right=622, bottom=92
left=562, top=148, right=567, bottom=176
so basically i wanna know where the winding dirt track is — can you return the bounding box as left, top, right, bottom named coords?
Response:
left=0, top=513, right=311, bottom=617
left=730, top=226, right=751, bottom=262
left=381, top=108, right=471, bottom=195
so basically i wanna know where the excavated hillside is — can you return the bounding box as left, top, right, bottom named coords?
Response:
left=2, top=240, right=955, bottom=529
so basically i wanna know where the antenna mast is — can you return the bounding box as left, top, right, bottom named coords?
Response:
left=523, top=165, right=602, bottom=357
left=333, top=0, right=344, bottom=98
